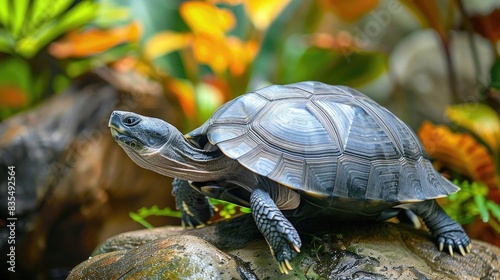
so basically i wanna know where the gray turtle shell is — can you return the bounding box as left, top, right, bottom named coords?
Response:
left=188, top=81, right=458, bottom=203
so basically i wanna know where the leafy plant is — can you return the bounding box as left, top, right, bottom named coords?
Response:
left=129, top=199, right=251, bottom=228
left=0, top=0, right=99, bottom=58
left=210, top=198, right=251, bottom=219
left=418, top=102, right=500, bottom=244
left=129, top=205, right=182, bottom=229
left=445, top=180, right=500, bottom=231
left=0, top=0, right=123, bottom=120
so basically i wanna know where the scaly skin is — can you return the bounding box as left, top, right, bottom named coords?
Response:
left=250, top=189, right=301, bottom=274
left=172, top=179, right=214, bottom=228
left=405, top=200, right=471, bottom=256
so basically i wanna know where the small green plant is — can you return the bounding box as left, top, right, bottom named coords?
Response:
left=129, top=205, right=182, bottom=229
left=130, top=200, right=251, bottom=228
left=209, top=198, right=251, bottom=219
left=444, top=180, right=500, bottom=233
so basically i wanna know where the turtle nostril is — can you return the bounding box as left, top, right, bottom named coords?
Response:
left=123, top=116, right=140, bottom=126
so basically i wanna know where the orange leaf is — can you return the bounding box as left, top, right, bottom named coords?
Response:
left=310, top=32, right=357, bottom=52
left=145, top=32, right=191, bottom=59
left=418, top=121, right=499, bottom=189
left=244, top=0, right=291, bottom=30
left=180, top=1, right=235, bottom=37
left=165, top=78, right=196, bottom=119
left=226, top=37, right=259, bottom=76
left=320, top=0, right=380, bottom=22
left=49, top=22, right=141, bottom=58
left=191, top=34, right=231, bottom=73
left=0, top=84, right=28, bottom=108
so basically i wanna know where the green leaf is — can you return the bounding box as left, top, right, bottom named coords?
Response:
left=195, top=82, right=223, bottom=122
left=129, top=212, right=154, bottom=229
left=93, top=3, right=131, bottom=27
left=11, top=0, right=29, bottom=38
left=490, top=58, right=500, bottom=90
left=487, top=201, right=500, bottom=222
left=0, top=1, right=9, bottom=28
left=15, top=1, right=98, bottom=57
left=0, top=28, right=13, bottom=53
left=30, top=0, right=73, bottom=29
left=280, top=45, right=387, bottom=87
left=474, top=194, right=489, bottom=223
left=0, top=57, right=32, bottom=94
left=130, top=205, right=183, bottom=228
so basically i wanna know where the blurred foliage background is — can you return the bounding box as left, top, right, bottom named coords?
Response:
left=1, top=0, right=500, bottom=263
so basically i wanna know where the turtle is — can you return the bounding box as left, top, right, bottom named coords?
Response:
left=109, top=81, right=471, bottom=274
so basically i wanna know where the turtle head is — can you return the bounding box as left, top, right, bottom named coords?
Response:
left=109, top=110, right=171, bottom=155
left=109, top=110, right=227, bottom=182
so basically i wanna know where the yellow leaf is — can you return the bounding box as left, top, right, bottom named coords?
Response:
left=244, top=0, right=291, bottom=30
left=447, top=103, right=500, bottom=154
left=191, top=34, right=231, bottom=73
left=48, top=22, right=141, bottom=58
left=207, top=0, right=243, bottom=5
left=226, top=37, right=259, bottom=76
left=320, top=0, right=380, bottom=22
left=418, top=121, right=499, bottom=189
left=145, top=32, right=191, bottom=59
left=180, top=1, right=235, bottom=37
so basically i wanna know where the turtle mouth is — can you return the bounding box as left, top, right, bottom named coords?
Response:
left=109, top=114, right=143, bottom=150
left=111, top=128, right=141, bottom=149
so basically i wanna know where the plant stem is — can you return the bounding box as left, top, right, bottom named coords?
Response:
left=441, top=37, right=460, bottom=103
left=455, top=0, right=487, bottom=99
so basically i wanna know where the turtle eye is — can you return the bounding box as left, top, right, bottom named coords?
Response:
left=123, top=116, right=140, bottom=126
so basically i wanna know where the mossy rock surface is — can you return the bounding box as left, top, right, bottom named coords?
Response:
left=68, top=215, right=500, bottom=279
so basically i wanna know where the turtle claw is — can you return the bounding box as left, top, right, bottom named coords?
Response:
left=436, top=233, right=470, bottom=257
left=458, top=245, right=466, bottom=256
left=278, top=259, right=293, bottom=274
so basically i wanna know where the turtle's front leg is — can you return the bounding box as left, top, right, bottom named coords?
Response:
left=250, top=188, right=301, bottom=274
left=172, top=179, right=214, bottom=228
left=406, top=200, right=471, bottom=256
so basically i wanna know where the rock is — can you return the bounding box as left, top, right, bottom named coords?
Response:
left=70, top=236, right=254, bottom=279
left=69, top=215, right=500, bottom=279
left=0, top=69, right=182, bottom=278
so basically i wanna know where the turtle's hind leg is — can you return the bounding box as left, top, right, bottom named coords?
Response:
left=405, top=200, right=471, bottom=256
